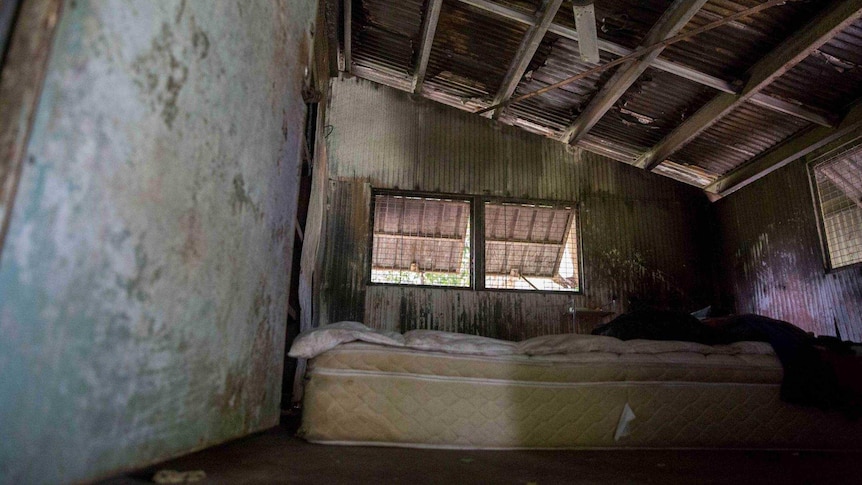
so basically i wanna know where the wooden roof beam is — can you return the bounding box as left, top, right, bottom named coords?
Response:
left=489, top=0, right=564, bottom=119
left=412, top=0, right=444, bottom=94
left=705, top=102, right=862, bottom=197
left=562, top=0, right=708, bottom=145
left=639, top=0, right=862, bottom=171
left=457, top=0, right=834, bottom=128
left=341, top=0, right=352, bottom=73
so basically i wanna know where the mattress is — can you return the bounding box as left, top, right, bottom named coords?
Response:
left=294, top=324, right=862, bottom=450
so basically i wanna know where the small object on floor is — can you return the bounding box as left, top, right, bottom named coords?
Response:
left=152, top=469, right=206, bottom=484
left=460, top=457, right=474, bottom=464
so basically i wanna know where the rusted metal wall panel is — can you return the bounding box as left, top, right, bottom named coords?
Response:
left=715, top=155, right=862, bottom=340
left=320, top=77, right=714, bottom=339
left=0, top=1, right=315, bottom=483
left=366, top=285, right=583, bottom=340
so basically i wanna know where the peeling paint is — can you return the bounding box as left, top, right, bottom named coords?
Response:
left=0, top=1, right=316, bottom=483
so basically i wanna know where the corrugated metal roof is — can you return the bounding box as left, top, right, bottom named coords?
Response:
left=502, top=33, right=616, bottom=134
left=815, top=148, right=862, bottom=215
left=671, top=101, right=812, bottom=176
left=553, top=0, right=675, bottom=50
left=344, top=0, right=862, bottom=189
left=761, top=18, right=862, bottom=113
left=659, top=0, right=822, bottom=80
left=352, top=0, right=424, bottom=79
left=587, top=67, right=717, bottom=152
left=424, top=0, right=530, bottom=102
left=485, top=202, right=573, bottom=277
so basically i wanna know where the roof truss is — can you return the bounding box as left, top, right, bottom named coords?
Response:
left=706, top=102, right=862, bottom=197
left=638, top=0, right=862, bottom=171
left=342, top=0, right=862, bottom=199
left=561, top=0, right=709, bottom=145
left=489, top=0, right=564, bottom=119
left=458, top=0, right=836, bottom=128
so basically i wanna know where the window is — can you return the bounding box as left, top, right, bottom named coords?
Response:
left=484, top=201, right=579, bottom=291
left=370, top=191, right=581, bottom=292
left=371, top=194, right=471, bottom=287
left=810, top=145, right=862, bottom=270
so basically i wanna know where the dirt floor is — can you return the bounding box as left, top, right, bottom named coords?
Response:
left=98, top=424, right=862, bottom=484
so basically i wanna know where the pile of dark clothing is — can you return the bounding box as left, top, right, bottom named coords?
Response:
left=592, top=310, right=862, bottom=418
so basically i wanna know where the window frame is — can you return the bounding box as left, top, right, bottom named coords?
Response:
left=367, top=189, right=476, bottom=290
left=806, top=141, right=862, bottom=274
left=367, top=189, right=584, bottom=294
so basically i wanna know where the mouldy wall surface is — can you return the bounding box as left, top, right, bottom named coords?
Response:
left=0, top=1, right=314, bottom=483
left=715, top=156, right=862, bottom=341
left=317, top=77, right=715, bottom=338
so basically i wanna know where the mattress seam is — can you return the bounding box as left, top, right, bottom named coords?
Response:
left=309, top=368, right=781, bottom=388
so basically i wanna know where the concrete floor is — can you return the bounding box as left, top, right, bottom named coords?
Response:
left=100, top=425, right=862, bottom=484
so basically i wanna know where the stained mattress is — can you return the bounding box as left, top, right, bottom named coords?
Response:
left=294, top=325, right=862, bottom=449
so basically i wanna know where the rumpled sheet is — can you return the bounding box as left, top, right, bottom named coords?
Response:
left=288, top=321, right=774, bottom=359
left=288, top=321, right=405, bottom=358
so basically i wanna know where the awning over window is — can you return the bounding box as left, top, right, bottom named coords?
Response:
left=372, top=194, right=470, bottom=273
left=484, top=203, right=574, bottom=277
left=817, top=154, right=862, bottom=215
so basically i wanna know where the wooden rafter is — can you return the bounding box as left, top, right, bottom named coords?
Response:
left=342, top=0, right=352, bottom=73
left=412, top=0, right=444, bottom=94
left=458, top=0, right=836, bottom=128
left=489, top=0, right=563, bottom=119
left=561, top=0, right=708, bottom=145
left=705, top=102, right=862, bottom=197
left=639, top=0, right=862, bottom=171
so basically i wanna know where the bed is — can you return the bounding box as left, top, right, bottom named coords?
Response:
left=290, top=322, right=862, bottom=450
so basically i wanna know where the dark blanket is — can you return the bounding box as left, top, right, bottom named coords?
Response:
left=592, top=311, right=861, bottom=417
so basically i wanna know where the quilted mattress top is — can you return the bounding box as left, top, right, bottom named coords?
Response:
left=291, top=322, right=782, bottom=384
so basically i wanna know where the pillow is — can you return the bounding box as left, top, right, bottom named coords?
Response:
left=403, top=330, right=518, bottom=356
left=288, top=321, right=405, bottom=359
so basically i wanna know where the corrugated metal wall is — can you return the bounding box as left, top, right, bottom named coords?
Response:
left=715, top=149, right=862, bottom=341
left=318, top=77, right=715, bottom=339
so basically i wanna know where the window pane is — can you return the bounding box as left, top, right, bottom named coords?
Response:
left=484, top=201, right=579, bottom=291
left=371, top=194, right=471, bottom=287
left=814, top=148, right=862, bottom=269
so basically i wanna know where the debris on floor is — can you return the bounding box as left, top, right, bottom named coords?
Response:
left=152, top=469, right=206, bottom=484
